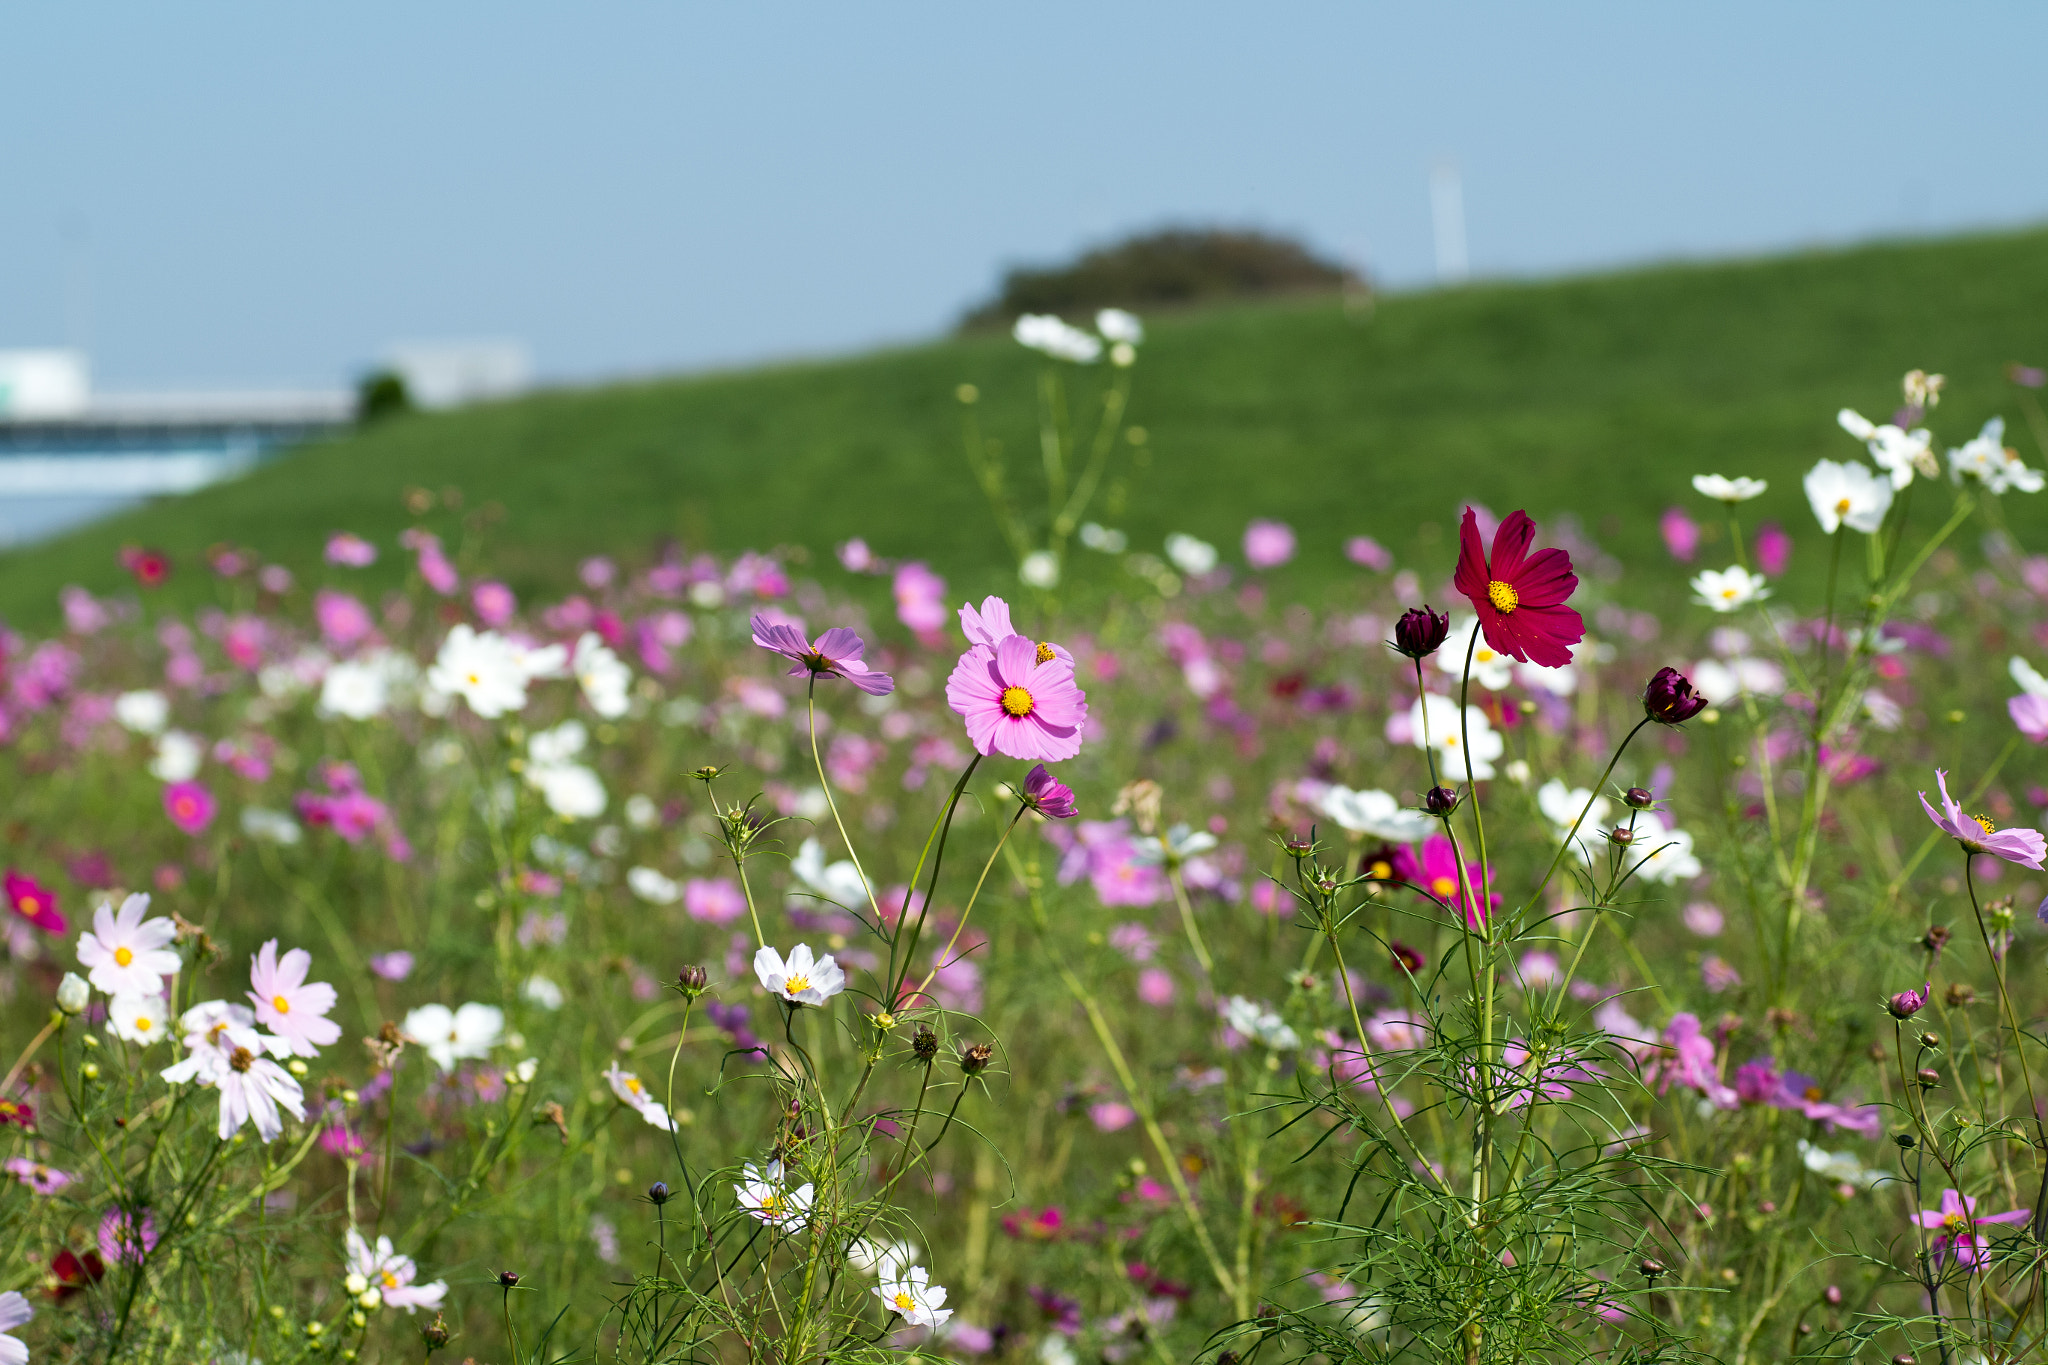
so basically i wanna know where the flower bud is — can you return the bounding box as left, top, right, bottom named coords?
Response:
left=1916, top=1068, right=1940, bottom=1088
left=1624, top=787, right=1654, bottom=810
left=1823, top=1285, right=1842, bottom=1307
left=1390, top=607, right=1451, bottom=660
left=1282, top=836, right=1315, bottom=860
left=422, top=1314, right=452, bottom=1350
left=1607, top=826, right=1635, bottom=847
left=1423, top=786, right=1461, bottom=817
left=56, top=973, right=89, bottom=1016
left=497, top=1270, right=521, bottom=1287
left=1919, top=1032, right=1940, bottom=1050
left=960, top=1043, right=994, bottom=1077
left=676, top=965, right=709, bottom=996
left=1644, top=666, right=1709, bottom=725
left=647, top=1181, right=672, bottom=1205
left=345, top=1272, right=369, bottom=1295
left=692, top=765, right=724, bottom=782
left=1893, top=1131, right=1917, bottom=1149
left=356, top=1287, right=381, bottom=1310
left=1885, top=983, right=1930, bottom=1020
left=1639, top=1257, right=1665, bottom=1280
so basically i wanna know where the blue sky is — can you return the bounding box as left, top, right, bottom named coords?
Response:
left=5, top=2, right=2045, bottom=387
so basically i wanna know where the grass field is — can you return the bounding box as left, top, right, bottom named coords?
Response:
left=4, top=225, right=2048, bottom=628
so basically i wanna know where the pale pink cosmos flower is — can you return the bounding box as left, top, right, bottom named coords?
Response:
left=247, top=940, right=340, bottom=1059
left=77, top=893, right=181, bottom=996
left=368, top=951, right=414, bottom=981
left=4, top=1156, right=75, bottom=1195
left=1243, top=519, right=1296, bottom=569
left=314, top=590, right=374, bottom=648
left=750, top=617, right=894, bottom=695
left=892, top=562, right=949, bottom=638
left=159, top=1013, right=305, bottom=1141
left=2011, top=693, right=2048, bottom=744
left=684, top=877, right=747, bottom=925
left=945, top=636, right=1087, bottom=762
left=346, top=1227, right=449, bottom=1312
left=324, top=532, right=377, bottom=567
left=1919, top=768, right=2046, bottom=868
left=472, top=581, right=516, bottom=626
left=958, top=595, right=1071, bottom=665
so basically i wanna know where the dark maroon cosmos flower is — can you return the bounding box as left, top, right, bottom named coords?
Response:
left=1391, top=606, right=1451, bottom=660
left=1452, top=508, right=1583, bottom=668
left=1020, top=764, right=1078, bottom=819
left=749, top=617, right=894, bottom=695
left=1643, top=666, right=1709, bottom=725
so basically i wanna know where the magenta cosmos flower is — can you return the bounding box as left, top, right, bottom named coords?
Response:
left=1415, top=834, right=1497, bottom=930
left=1919, top=768, right=2046, bottom=869
left=1452, top=507, right=1584, bottom=669
left=946, top=635, right=1088, bottom=762
left=162, top=781, right=217, bottom=836
left=4, top=871, right=64, bottom=934
left=1917, top=1188, right=2029, bottom=1271
left=1021, top=764, right=1079, bottom=819
left=750, top=617, right=894, bottom=695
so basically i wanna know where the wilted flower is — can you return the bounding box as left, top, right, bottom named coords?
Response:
left=1452, top=507, right=1583, bottom=668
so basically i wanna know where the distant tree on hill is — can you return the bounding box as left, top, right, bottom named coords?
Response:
left=356, top=369, right=414, bottom=423
left=959, top=226, right=1363, bottom=331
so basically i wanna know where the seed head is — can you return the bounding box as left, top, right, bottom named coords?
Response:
left=912, top=1026, right=939, bottom=1062
left=421, top=1314, right=452, bottom=1350
left=960, top=1043, right=993, bottom=1077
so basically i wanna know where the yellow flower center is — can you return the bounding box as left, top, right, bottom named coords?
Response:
left=1486, top=580, right=1518, bottom=613
left=893, top=1291, right=916, bottom=1311
left=134, top=1016, right=152, bottom=1032
left=625, top=1076, right=643, bottom=1095
left=1001, top=686, right=1035, bottom=717
left=761, top=1193, right=784, bottom=1215
left=381, top=1271, right=400, bottom=1289
left=273, top=995, right=291, bottom=1014
left=1431, top=876, right=1458, bottom=898
left=1035, top=642, right=1056, bottom=664
left=1367, top=860, right=1391, bottom=880
left=114, top=947, right=134, bottom=967
left=1803, top=1085, right=1824, bottom=1102
left=1721, top=587, right=1738, bottom=599
left=1974, top=814, right=1997, bottom=836
left=466, top=672, right=480, bottom=685
left=1835, top=497, right=1851, bottom=515
left=1944, top=1212, right=1970, bottom=1235
left=785, top=973, right=811, bottom=995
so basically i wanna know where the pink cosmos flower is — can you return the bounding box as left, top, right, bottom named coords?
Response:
left=163, top=781, right=217, bottom=835
left=684, top=878, right=747, bottom=925
left=247, top=940, right=341, bottom=1059
left=314, top=590, right=374, bottom=649
left=1136, top=968, right=1175, bottom=1006
left=1344, top=535, right=1392, bottom=570
left=4, top=871, right=64, bottom=934
left=98, top=1208, right=158, bottom=1265
left=1658, top=1013, right=1737, bottom=1108
left=1769, top=1069, right=1881, bottom=1136
left=4, top=1156, right=75, bottom=1195
left=1415, top=834, right=1497, bottom=930
left=1242, top=519, right=1296, bottom=569
left=1755, top=522, right=1792, bottom=576
left=2011, top=693, right=2048, bottom=744
left=893, top=562, right=949, bottom=638
left=945, top=635, right=1087, bottom=762
left=1089, top=1102, right=1136, bottom=1132
left=325, top=532, right=377, bottom=567
left=1919, top=768, right=2046, bottom=868
left=1021, top=764, right=1078, bottom=819
left=1659, top=507, right=1700, bottom=562
left=1916, top=1188, right=2029, bottom=1271
left=751, top=617, right=894, bottom=695
left=368, top=951, right=414, bottom=981
left=959, top=596, right=1073, bottom=665
left=472, top=581, right=516, bottom=626
left=400, top=528, right=460, bottom=595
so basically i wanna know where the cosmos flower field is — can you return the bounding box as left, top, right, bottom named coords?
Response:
left=3, top=328, right=2048, bottom=1363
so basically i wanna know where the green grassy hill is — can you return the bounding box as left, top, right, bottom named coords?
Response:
left=6, top=227, right=2048, bottom=628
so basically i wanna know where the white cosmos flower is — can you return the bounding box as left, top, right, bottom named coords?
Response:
left=77, top=894, right=181, bottom=996
left=1433, top=618, right=1516, bottom=690
left=1803, top=459, right=1894, bottom=534
left=346, top=1228, right=449, bottom=1313
left=1797, top=1139, right=1883, bottom=1188
left=1515, top=653, right=1579, bottom=697
left=160, top=1014, right=304, bottom=1141
left=1689, top=657, right=1785, bottom=701
left=2012, top=656, right=2048, bottom=698
left=1317, top=787, right=1433, bottom=842
left=572, top=632, right=632, bottom=718
left=427, top=626, right=556, bottom=719
left=874, top=1263, right=955, bottom=1330
left=849, top=1237, right=919, bottom=1277
left=1838, top=408, right=1934, bottom=488
left=1018, top=550, right=1060, bottom=589
left=0, top=1289, right=29, bottom=1365
left=1131, top=823, right=1220, bottom=865
left=627, top=866, right=682, bottom=905
left=1624, top=812, right=1701, bottom=885
left=149, top=730, right=203, bottom=783
left=736, top=1159, right=814, bottom=1230
left=605, top=1062, right=675, bottom=1130
left=108, top=993, right=169, bottom=1046
left=531, top=762, right=607, bottom=819
left=1535, top=780, right=1612, bottom=842
left=1691, top=474, right=1767, bottom=503
left=1222, top=996, right=1300, bottom=1051
left=1163, top=533, right=1219, bottom=576
left=1862, top=689, right=1904, bottom=732
left=753, top=944, right=846, bottom=1007
left=1013, top=314, right=1102, bottom=364
left=790, top=838, right=867, bottom=907
left=1689, top=565, right=1771, bottom=613
left=241, top=807, right=303, bottom=845
left=1405, top=693, right=1503, bottom=781
left=1095, top=308, right=1143, bottom=345
left=319, top=651, right=415, bottom=720
left=522, top=975, right=565, bottom=1011
left=528, top=719, right=587, bottom=767
left=114, top=689, right=170, bottom=735
left=1949, top=417, right=2046, bottom=494
left=401, top=1002, right=505, bottom=1071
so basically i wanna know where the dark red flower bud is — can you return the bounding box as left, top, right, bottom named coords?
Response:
left=1644, top=666, right=1709, bottom=725
left=1624, top=787, right=1654, bottom=810
left=1423, top=786, right=1461, bottom=817
left=1391, top=607, right=1452, bottom=660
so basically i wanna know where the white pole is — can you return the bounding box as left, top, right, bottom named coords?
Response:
left=1430, top=162, right=1468, bottom=285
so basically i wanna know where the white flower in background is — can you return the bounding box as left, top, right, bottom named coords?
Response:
left=401, top=1002, right=504, bottom=1071
left=1317, top=787, right=1433, bottom=842
left=1108, top=342, right=1136, bottom=368
left=1803, top=459, right=1894, bottom=533
left=624, top=794, right=660, bottom=829
left=1691, top=474, right=1767, bottom=503
left=1013, top=313, right=1102, bottom=364
left=1838, top=408, right=1934, bottom=489
left=1433, top=618, right=1515, bottom=690
left=114, top=689, right=169, bottom=735
left=1797, top=1139, right=1883, bottom=1188
left=849, top=1238, right=919, bottom=1278
left=1902, top=368, right=1945, bottom=408
left=77, top=894, right=181, bottom=996
left=2012, top=656, right=2048, bottom=698
left=1535, top=781, right=1612, bottom=858
left=108, top=993, right=169, bottom=1046
left=874, top=1263, right=955, bottom=1330
left=753, top=943, right=846, bottom=1007
left=1222, top=996, right=1300, bottom=1051
left=428, top=626, right=535, bottom=718
left=528, top=719, right=587, bottom=767
left=1164, top=533, right=1219, bottom=576
left=0, top=1289, right=30, bottom=1364
left=1039, top=1336, right=1079, bottom=1365
left=1132, top=823, right=1220, bottom=866
left=346, top=1228, right=449, bottom=1313
left=149, top=730, right=203, bottom=783
left=1862, top=689, right=1904, bottom=731
left=320, top=657, right=390, bottom=720
left=791, top=838, right=867, bottom=907
left=1515, top=652, right=1579, bottom=697
left=1949, top=417, right=2046, bottom=494
left=736, top=1159, right=814, bottom=1230
left=1095, top=308, right=1143, bottom=345
left=605, top=1062, right=675, bottom=1130
left=1689, top=657, right=1786, bottom=701
left=1019, top=550, right=1061, bottom=589
left=241, top=807, right=303, bottom=846
left=1077, top=522, right=1128, bottom=553
left=522, top=975, right=565, bottom=1011
left=627, top=866, right=682, bottom=905
left=1690, top=565, right=1771, bottom=613
left=572, top=632, right=633, bottom=719
left=1624, top=812, right=1701, bottom=884
left=1405, top=693, right=1504, bottom=781
left=526, top=721, right=606, bottom=819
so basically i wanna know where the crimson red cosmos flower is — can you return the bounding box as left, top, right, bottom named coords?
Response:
left=48, top=1247, right=105, bottom=1301
left=1452, top=508, right=1584, bottom=669
left=0, top=1097, right=33, bottom=1130
left=118, top=546, right=171, bottom=588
